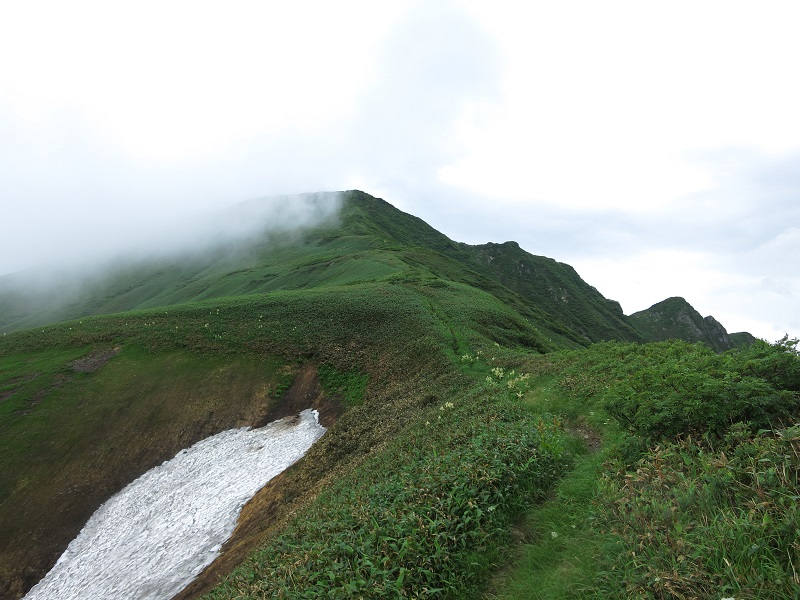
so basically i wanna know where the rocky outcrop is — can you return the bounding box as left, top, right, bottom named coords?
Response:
left=629, top=297, right=751, bottom=351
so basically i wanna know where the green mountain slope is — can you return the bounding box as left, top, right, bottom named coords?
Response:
left=450, top=241, right=642, bottom=344
left=629, top=296, right=755, bottom=351
left=0, top=190, right=767, bottom=598
left=0, top=260, right=556, bottom=597
left=0, top=191, right=646, bottom=347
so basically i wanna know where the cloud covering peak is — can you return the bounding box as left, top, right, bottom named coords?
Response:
left=1, top=1, right=798, bottom=340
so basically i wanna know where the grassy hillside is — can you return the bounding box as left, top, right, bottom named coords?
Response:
left=451, top=241, right=642, bottom=344
left=0, top=269, right=560, bottom=598
left=0, top=191, right=650, bottom=348
left=1, top=190, right=787, bottom=599
left=486, top=339, right=800, bottom=599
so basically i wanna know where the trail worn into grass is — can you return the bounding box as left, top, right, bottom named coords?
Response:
left=482, top=364, right=617, bottom=600
left=484, top=447, right=615, bottom=600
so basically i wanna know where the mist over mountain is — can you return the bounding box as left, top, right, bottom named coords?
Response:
left=0, top=190, right=750, bottom=346
left=2, top=189, right=774, bottom=599
left=0, top=192, right=343, bottom=332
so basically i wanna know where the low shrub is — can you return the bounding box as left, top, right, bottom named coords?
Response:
left=595, top=423, right=800, bottom=599
left=206, top=377, right=570, bottom=599
left=558, top=339, right=800, bottom=443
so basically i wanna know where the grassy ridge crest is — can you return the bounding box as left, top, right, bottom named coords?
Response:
left=1, top=190, right=785, bottom=599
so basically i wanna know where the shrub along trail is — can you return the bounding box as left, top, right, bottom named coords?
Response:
left=489, top=339, right=800, bottom=600
left=203, top=366, right=571, bottom=599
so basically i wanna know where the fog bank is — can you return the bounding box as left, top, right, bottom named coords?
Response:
left=1, top=191, right=344, bottom=292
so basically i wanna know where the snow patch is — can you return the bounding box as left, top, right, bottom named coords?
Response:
left=25, top=409, right=326, bottom=600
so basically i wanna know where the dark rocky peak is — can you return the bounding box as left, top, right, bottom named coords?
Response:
left=629, top=296, right=749, bottom=351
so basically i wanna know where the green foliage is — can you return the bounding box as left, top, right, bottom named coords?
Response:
left=205, top=376, right=571, bottom=599
left=0, top=283, right=444, bottom=368
left=488, top=447, right=619, bottom=600
left=595, top=423, right=800, bottom=599
left=272, top=370, right=295, bottom=398
left=524, top=338, right=800, bottom=599
left=317, top=363, right=368, bottom=406
left=0, top=190, right=787, bottom=597
left=0, top=272, right=561, bottom=596
left=558, top=339, right=800, bottom=442
left=442, top=241, right=643, bottom=345
left=0, top=190, right=656, bottom=350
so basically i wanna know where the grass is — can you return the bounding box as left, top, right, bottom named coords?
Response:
left=1, top=190, right=635, bottom=349
left=0, top=346, right=93, bottom=421
left=2, top=190, right=796, bottom=599
left=481, top=365, right=620, bottom=600
left=1, top=274, right=555, bottom=598
left=204, top=366, right=572, bottom=599
left=318, top=363, right=369, bottom=407
left=593, top=424, right=800, bottom=599
left=486, top=341, right=800, bottom=600
left=3, top=290, right=797, bottom=600
left=485, top=450, right=614, bottom=600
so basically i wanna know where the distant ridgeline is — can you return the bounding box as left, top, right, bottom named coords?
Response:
left=629, top=296, right=757, bottom=352
left=1, top=189, right=770, bottom=598
left=0, top=190, right=753, bottom=349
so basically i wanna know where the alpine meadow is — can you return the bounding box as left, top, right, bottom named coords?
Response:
left=1, top=191, right=798, bottom=600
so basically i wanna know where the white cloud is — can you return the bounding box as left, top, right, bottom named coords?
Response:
left=439, top=1, right=800, bottom=211
left=0, top=1, right=405, bottom=161
left=0, top=0, right=798, bottom=339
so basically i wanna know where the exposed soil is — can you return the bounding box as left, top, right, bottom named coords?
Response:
left=68, top=347, right=122, bottom=373
left=172, top=363, right=344, bottom=600
left=566, top=416, right=602, bottom=452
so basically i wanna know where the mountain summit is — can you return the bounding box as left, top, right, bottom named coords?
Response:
left=629, top=296, right=756, bottom=351
left=0, top=190, right=766, bottom=599
left=0, top=190, right=747, bottom=347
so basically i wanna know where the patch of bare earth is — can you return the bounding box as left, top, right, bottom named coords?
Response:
left=566, top=416, right=601, bottom=452
left=172, top=363, right=344, bottom=600
left=68, top=347, right=122, bottom=373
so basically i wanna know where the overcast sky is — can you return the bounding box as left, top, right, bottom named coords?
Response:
left=1, top=0, right=798, bottom=341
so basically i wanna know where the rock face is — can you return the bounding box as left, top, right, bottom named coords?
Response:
left=629, top=297, right=751, bottom=352
left=703, top=315, right=732, bottom=350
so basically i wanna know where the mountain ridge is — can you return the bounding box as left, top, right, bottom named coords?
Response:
left=0, top=190, right=770, bottom=599
left=629, top=296, right=754, bottom=351
left=0, top=190, right=751, bottom=348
